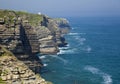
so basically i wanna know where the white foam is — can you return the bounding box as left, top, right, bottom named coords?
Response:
left=57, top=44, right=76, bottom=55
left=73, top=36, right=86, bottom=45
left=39, top=55, right=46, bottom=59
left=72, top=28, right=75, bottom=30
left=102, top=74, right=112, bottom=84
left=84, top=66, right=99, bottom=74
left=75, top=37, right=86, bottom=42
left=68, top=33, right=79, bottom=35
left=84, top=66, right=112, bottom=84
left=49, top=55, right=68, bottom=64
left=39, top=55, right=68, bottom=64
left=43, top=63, right=48, bottom=67
left=86, top=46, right=92, bottom=53
left=68, top=32, right=86, bottom=36
left=57, top=47, right=76, bottom=55
left=82, top=46, right=92, bottom=53
left=58, top=46, right=70, bottom=50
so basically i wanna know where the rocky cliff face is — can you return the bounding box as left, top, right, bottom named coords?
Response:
left=40, top=16, right=70, bottom=49
left=0, top=9, right=71, bottom=83
left=0, top=9, right=70, bottom=54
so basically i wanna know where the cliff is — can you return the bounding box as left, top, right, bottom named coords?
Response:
left=0, top=9, right=71, bottom=84
left=0, top=9, right=70, bottom=54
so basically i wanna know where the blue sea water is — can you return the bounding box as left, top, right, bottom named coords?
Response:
left=40, top=17, right=120, bottom=84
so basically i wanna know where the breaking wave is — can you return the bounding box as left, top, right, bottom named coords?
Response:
left=49, top=55, right=68, bottom=64
left=84, top=66, right=112, bottom=84
left=43, top=63, right=48, bottom=67
left=57, top=46, right=76, bottom=55
left=82, top=46, right=92, bottom=53
left=68, top=33, right=79, bottom=35
left=39, top=55, right=68, bottom=64
left=39, top=55, right=46, bottom=59
left=68, top=32, right=86, bottom=36
left=75, top=36, right=86, bottom=45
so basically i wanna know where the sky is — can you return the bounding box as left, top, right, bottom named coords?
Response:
left=0, top=0, right=120, bottom=17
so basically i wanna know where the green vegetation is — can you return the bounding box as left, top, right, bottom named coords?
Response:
left=29, top=14, right=43, bottom=26
left=0, top=9, right=44, bottom=27
left=0, top=9, right=16, bottom=19
left=15, top=11, right=43, bottom=26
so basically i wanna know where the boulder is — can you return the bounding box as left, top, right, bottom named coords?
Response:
left=7, top=74, right=12, bottom=80
left=0, top=18, right=5, bottom=24
left=1, top=76, right=7, bottom=81
left=40, top=47, right=59, bottom=54
left=12, top=74, right=20, bottom=79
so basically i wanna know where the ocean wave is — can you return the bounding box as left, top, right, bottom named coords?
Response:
left=85, top=46, right=92, bottom=53
left=102, top=74, right=112, bottom=84
left=72, top=28, right=75, bottom=30
left=58, top=45, right=70, bottom=50
left=39, top=55, right=46, bottom=59
left=68, top=32, right=86, bottom=36
left=75, top=37, right=86, bottom=45
left=39, top=54, right=68, bottom=64
left=49, top=55, right=68, bottom=64
left=57, top=45, right=75, bottom=55
left=79, top=33, right=86, bottom=35
left=68, top=33, right=79, bottom=35
left=57, top=47, right=76, bottom=55
left=43, top=63, right=48, bottom=67
left=84, top=66, right=112, bottom=84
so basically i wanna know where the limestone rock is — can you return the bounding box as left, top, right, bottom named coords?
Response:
left=1, top=76, right=7, bottom=81
left=0, top=54, right=51, bottom=84
left=6, top=74, right=12, bottom=80
left=12, top=74, right=20, bottom=79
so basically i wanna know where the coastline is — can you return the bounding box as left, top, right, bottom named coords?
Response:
left=0, top=9, right=70, bottom=84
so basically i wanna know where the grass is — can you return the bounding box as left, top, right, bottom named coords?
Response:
left=15, top=10, right=43, bottom=26
left=0, top=9, right=16, bottom=19
left=0, top=9, right=44, bottom=27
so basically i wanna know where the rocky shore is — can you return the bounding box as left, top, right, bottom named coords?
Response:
left=0, top=9, right=71, bottom=84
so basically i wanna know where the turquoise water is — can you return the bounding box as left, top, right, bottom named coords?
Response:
left=40, top=17, right=120, bottom=84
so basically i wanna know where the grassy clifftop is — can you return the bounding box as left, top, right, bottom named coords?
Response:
left=0, top=9, right=43, bottom=27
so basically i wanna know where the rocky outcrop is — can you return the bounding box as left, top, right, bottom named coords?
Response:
left=35, top=26, right=59, bottom=54
left=0, top=46, right=52, bottom=84
left=40, top=16, right=70, bottom=48
left=53, top=18, right=71, bottom=34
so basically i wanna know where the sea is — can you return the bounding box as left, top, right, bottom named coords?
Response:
left=39, top=17, right=120, bottom=84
